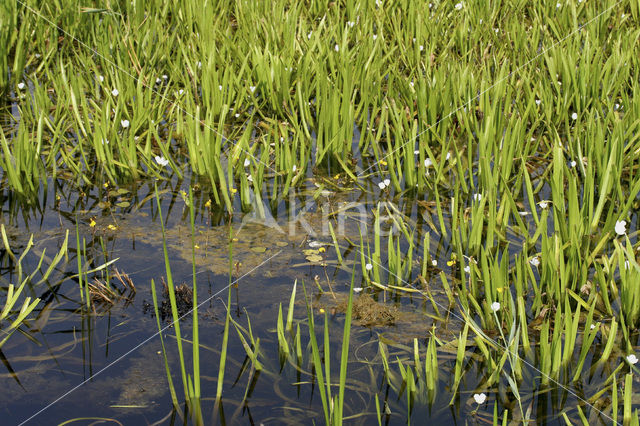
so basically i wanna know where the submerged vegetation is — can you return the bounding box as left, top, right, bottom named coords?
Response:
left=2, top=0, right=640, bottom=424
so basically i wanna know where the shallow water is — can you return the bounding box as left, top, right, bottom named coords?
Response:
left=0, top=142, right=635, bottom=425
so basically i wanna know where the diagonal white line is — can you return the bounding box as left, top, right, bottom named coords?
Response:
left=15, top=0, right=277, bottom=177
left=357, top=215, right=619, bottom=424
left=355, top=0, right=624, bottom=180
left=18, top=250, right=283, bottom=425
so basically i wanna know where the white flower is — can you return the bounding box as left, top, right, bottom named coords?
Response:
left=431, top=259, right=437, bottom=267
left=538, top=201, right=549, bottom=209
left=535, top=99, right=541, bottom=105
left=424, top=158, right=433, bottom=167
left=97, top=75, right=104, bottom=82
left=464, top=265, right=470, bottom=273
left=378, top=181, right=386, bottom=190
left=292, top=165, right=297, bottom=172
left=627, top=354, right=638, bottom=365
left=530, top=257, right=540, bottom=267
left=244, top=158, right=250, bottom=167
left=414, top=150, right=420, bottom=155
left=335, top=44, right=339, bottom=52
left=383, top=178, right=390, bottom=187
left=250, top=86, right=256, bottom=93
left=375, top=0, right=382, bottom=7
left=569, top=160, right=576, bottom=168
left=162, top=74, right=168, bottom=80
left=347, top=21, right=355, bottom=28
left=490, top=302, right=500, bottom=312
left=307, top=32, right=312, bottom=39
left=156, top=77, right=162, bottom=84
left=445, top=152, right=451, bottom=161
left=615, top=103, right=620, bottom=110
left=615, top=220, right=627, bottom=236
left=625, top=260, right=630, bottom=270
left=247, top=174, right=253, bottom=182
left=353, top=287, right=363, bottom=293
left=473, top=193, right=482, bottom=201
left=365, top=263, right=373, bottom=271
left=373, top=34, right=378, bottom=40
left=473, top=393, right=486, bottom=404
left=409, top=82, right=414, bottom=88
left=17, top=82, right=25, bottom=90
left=155, top=156, right=169, bottom=167
left=101, top=138, right=109, bottom=145
left=121, top=119, right=129, bottom=128
left=218, top=85, right=223, bottom=90
left=111, top=89, right=119, bottom=96
left=571, top=112, right=578, bottom=120
left=196, top=61, right=202, bottom=68
left=177, top=89, right=184, bottom=95
left=590, top=323, right=596, bottom=330
left=494, top=28, right=499, bottom=33
left=235, top=113, right=240, bottom=118
left=419, top=45, right=424, bottom=51
left=454, top=2, right=463, bottom=10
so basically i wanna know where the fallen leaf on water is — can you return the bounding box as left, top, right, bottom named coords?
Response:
left=251, top=246, right=267, bottom=253
left=306, top=254, right=323, bottom=262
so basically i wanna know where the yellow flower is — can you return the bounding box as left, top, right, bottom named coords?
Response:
left=230, top=188, right=237, bottom=194
left=107, top=224, right=117, bottom=231
left=103, top=183, right=109, bottom=188
left=380, top=160, right=387, bottom=166
left=232, top=238, right=239, bottom=242
left=194, top=244, right=200, bottom=249
left=89, top=218, right=96, bottom=228
left=319, top=308, right=325, bottom=314
left=318, top=247, right=326, bottom=253
left=497, top=287, right=505, bottom=293
left=204, top=199, right=212, bottom=208
left=447, top=259, right=456, bottom=267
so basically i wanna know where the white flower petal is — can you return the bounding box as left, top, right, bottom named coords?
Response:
left=155, top=156, right=169, bottom=167
left=615, top=220, right=627, bottom=236
left=473, top=393, right=486, bottom=404
left=111, top=89, right=119, bottom=96
left=365, top=263, right=373, bottom=271
left=490, top=302, right=500, bottom=312
left=121, top=119, right=129, bottom=128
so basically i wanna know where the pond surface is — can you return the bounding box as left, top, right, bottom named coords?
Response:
left=0, top=158, right=624, bottom=426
